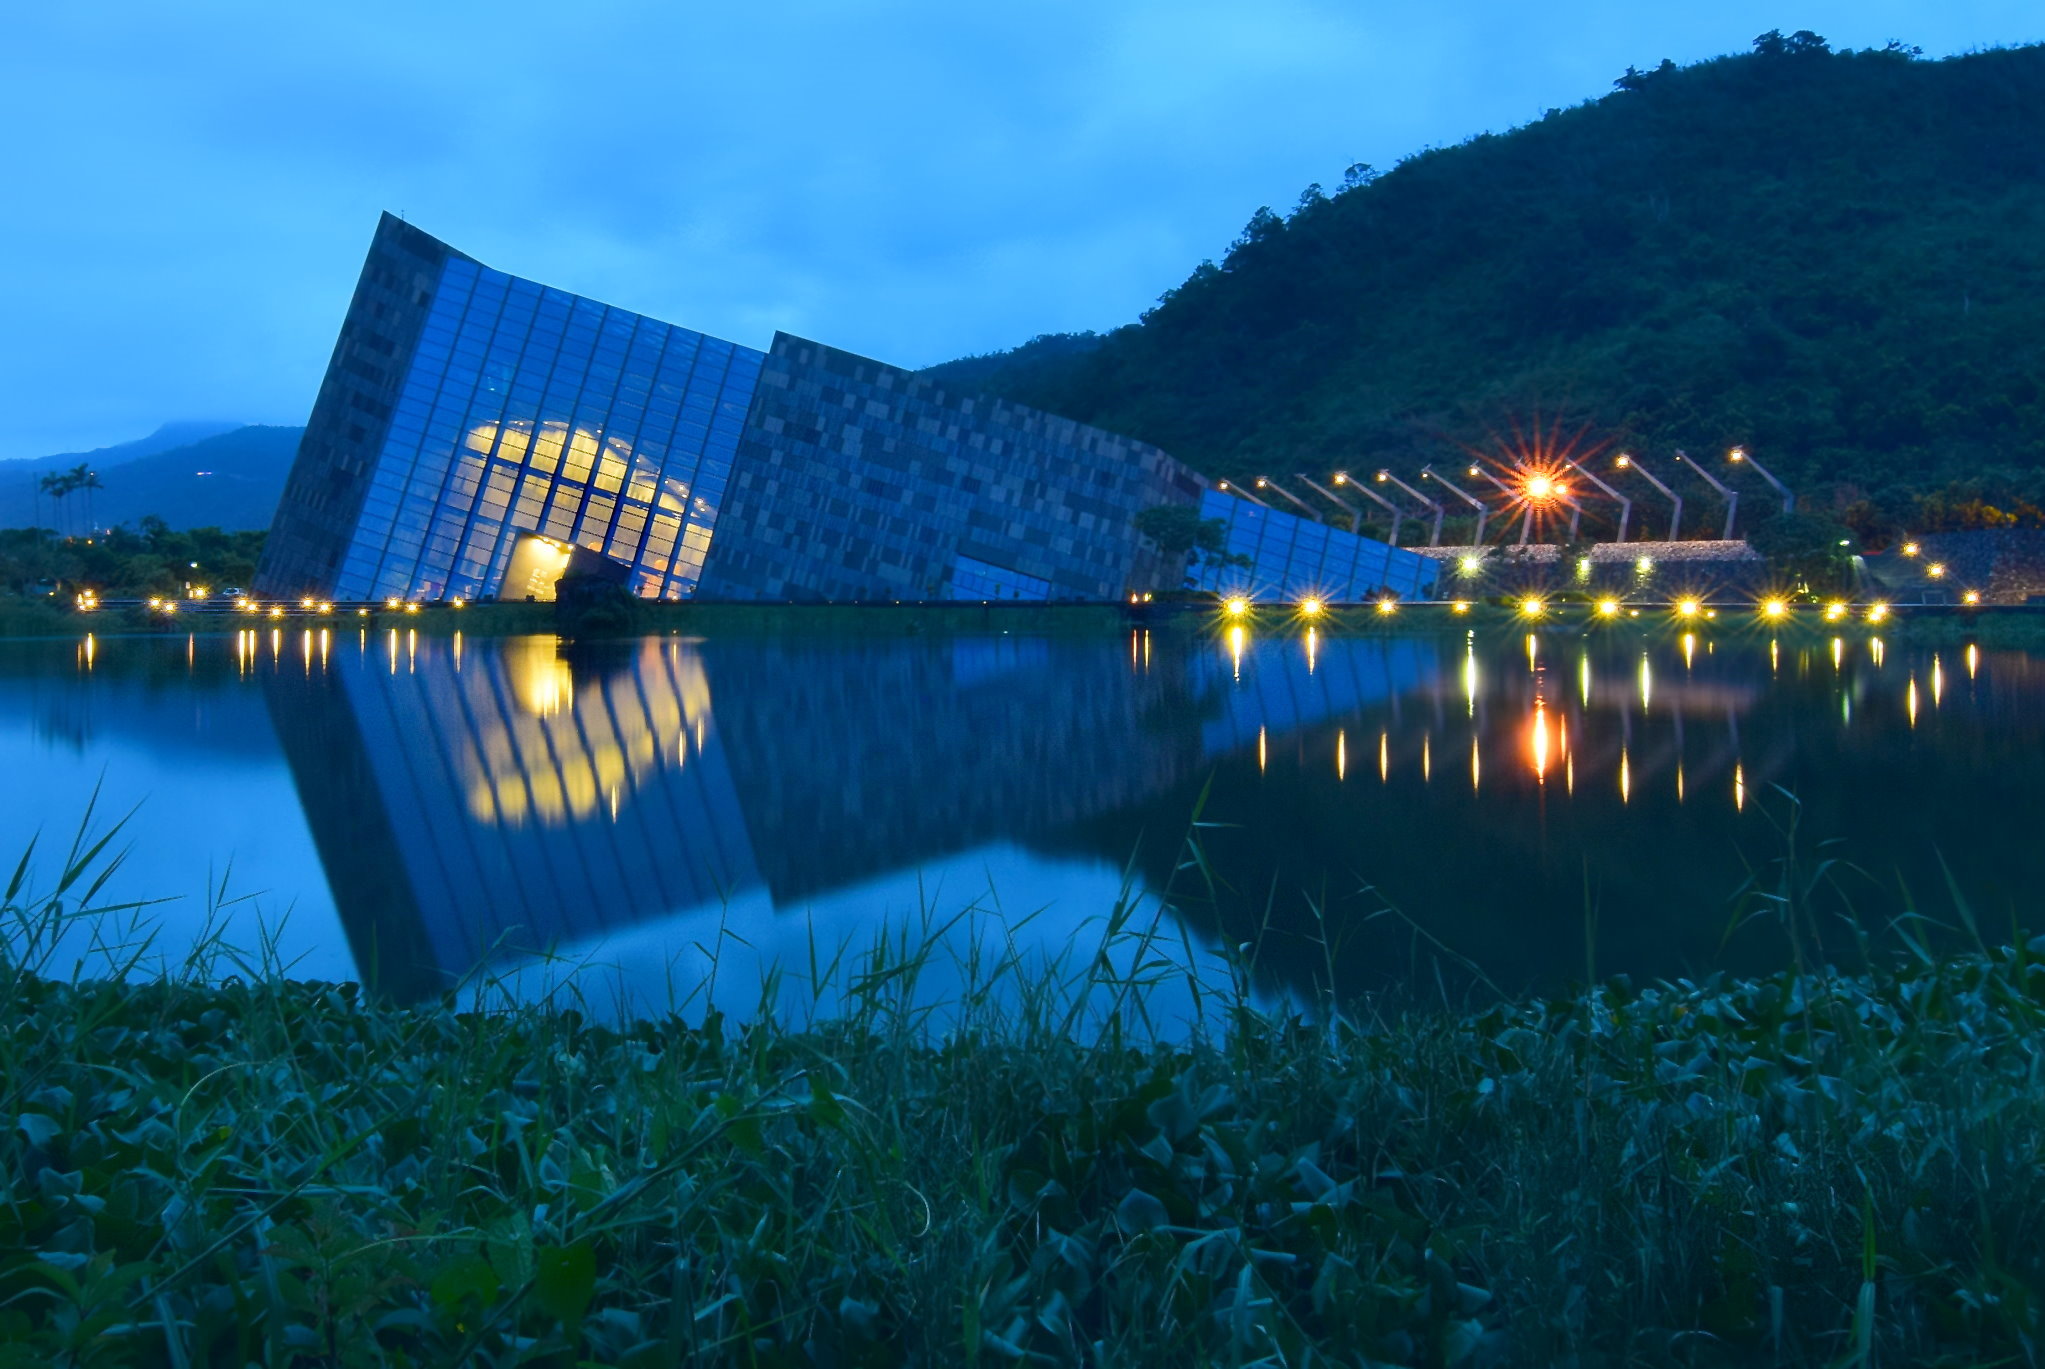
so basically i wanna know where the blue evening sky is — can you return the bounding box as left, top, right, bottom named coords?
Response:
left=1, top=0, right=2036, bottom=460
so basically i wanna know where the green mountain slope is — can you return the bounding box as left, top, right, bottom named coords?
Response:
left=928, top=37, right=2045, bottom=545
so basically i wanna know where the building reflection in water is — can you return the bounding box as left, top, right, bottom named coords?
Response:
left=263, top=628, right=1436, bottom=1008
left=248, top=622, right=2042, bottom=1010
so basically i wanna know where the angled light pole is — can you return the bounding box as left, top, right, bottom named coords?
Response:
left=1215, top=478, right=1270, bottom=508
left=1255, top=476, right=1332, bottom=526
left=1564, top=458, right=1633, bottom=543
left=1419, top=465, right=1490, bottom=546
left=1728, top=447, right=1795, bottom=515
left=1673, top=449, right=1738, bottom=540
left=1374, top=470, right=1444, bottom=546
left=1326, top=472, right=1408, bottom=545
left=1464, top=463, right=1534, bottom=545
left=1614, top=452, right=1683, bottom=542
left=1295, top=474, right=1365, bottom=535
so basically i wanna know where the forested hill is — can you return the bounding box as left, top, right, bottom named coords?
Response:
left=928, top=37, right=2045, bottom=545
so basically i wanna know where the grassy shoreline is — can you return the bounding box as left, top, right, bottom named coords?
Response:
left=4, top=932, right=2041, bottom=1364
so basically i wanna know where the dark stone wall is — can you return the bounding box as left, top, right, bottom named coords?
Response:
left=697, top=334, right=1204, bottom=601
left=255, top=214, right=465, bottom=596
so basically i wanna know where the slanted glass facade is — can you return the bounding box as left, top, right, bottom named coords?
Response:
left=1190, top=489, right=1440, bottom=602
left=334, top=256, right=760, bottom=602
left=261, top=216, right=1210, bottom=604
left=261, top=215, right=762, bottom=602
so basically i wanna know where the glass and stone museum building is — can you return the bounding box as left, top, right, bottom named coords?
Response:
left=257, top=214, right=1436, bottom=605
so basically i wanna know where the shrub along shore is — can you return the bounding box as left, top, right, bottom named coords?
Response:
left=4, top=910, right=2042, bottom=1364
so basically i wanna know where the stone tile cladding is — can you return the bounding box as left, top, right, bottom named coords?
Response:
left=257, top=214, right=460, bottom=595
left=695, top=334, right=1206, bottom=601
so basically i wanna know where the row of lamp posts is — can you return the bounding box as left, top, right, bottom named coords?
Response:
left=1219, top=448, right=1796, bottom=547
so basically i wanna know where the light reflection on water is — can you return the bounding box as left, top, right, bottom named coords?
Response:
left=2, top=623, right=2041, bottom=1016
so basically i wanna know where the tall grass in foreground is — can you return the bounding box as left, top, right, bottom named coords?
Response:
left=3, top=807, right=2044, bottom=1367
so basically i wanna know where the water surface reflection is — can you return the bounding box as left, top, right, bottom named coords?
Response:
left=4, top=625, right=2041, bottom=1015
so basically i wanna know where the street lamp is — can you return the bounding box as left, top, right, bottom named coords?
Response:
left=1256, top=476, right=1335, bottom=525
left=1296, top=474, right=1366, bottom=535
left=1215, top=479, right=1271, bottom=509
left=1320, top=472, right=1408, bottom=545
left=1673, top=449, right=1738, bottom=540
left=1727, top=447, right=1795, bottom=516
left=1613, top=453, right=1684, bottom=542
left=1374, top=470, right=1444, bottom=546
left=1463, top=463, right=1533, bottom=544
left=1419, top=465, right=1490, bottom=546
left=1564, top=459, right=1634, bottom=544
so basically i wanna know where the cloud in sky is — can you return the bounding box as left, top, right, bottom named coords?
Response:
left=0, top=0, right=2036, bottom=458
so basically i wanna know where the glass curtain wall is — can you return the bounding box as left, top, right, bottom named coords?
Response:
left=332, top=257, right=763, bottom=602
left=1191, top=489, right=1440, bottom=602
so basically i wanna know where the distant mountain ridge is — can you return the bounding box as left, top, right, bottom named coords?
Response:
left=2, top=422, right=241, bottom=479
left=0, top=424, right=303, bottom=532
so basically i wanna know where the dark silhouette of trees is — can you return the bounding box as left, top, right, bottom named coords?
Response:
left=35, top=465, right=101, bottom=538
left=923, top=41, right=2045, bottom=538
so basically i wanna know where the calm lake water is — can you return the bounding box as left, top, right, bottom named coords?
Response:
left=3, top=624, right=2040, bottom=1018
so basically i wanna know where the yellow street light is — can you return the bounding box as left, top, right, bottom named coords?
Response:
left=1675, top=598, right=1701, bottom=618
left=1458, top=554, right=1483, bottom=575
left=1761, top=599, right=1788, bottom=620
left=1867, top=602, right=1890, bottom=623
left=1823, top=602, right=1848, bottom=622
left=1596, top=599, right=1621, bottom=617
left=1375, top=597, right=1397, bottom=615
left=1223, top=595, right=1250, bottom=618
left=1298, top=596, right=1325, bottom=617
left=318, top=601, right=334, bottom=614
left=404, top=602, right=421, bottom=614
left=1519, top=597, right=1546, bottom=618
left=1635, top=556, right=1653, bottom=574
left=1927, top=562, right=1947, bottom=578
left=1901, top=542, right=1920, bottom=557
left=1451, top=600, right=1472, bottom=614
left=1963, top=589, right=1982, bottom=605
